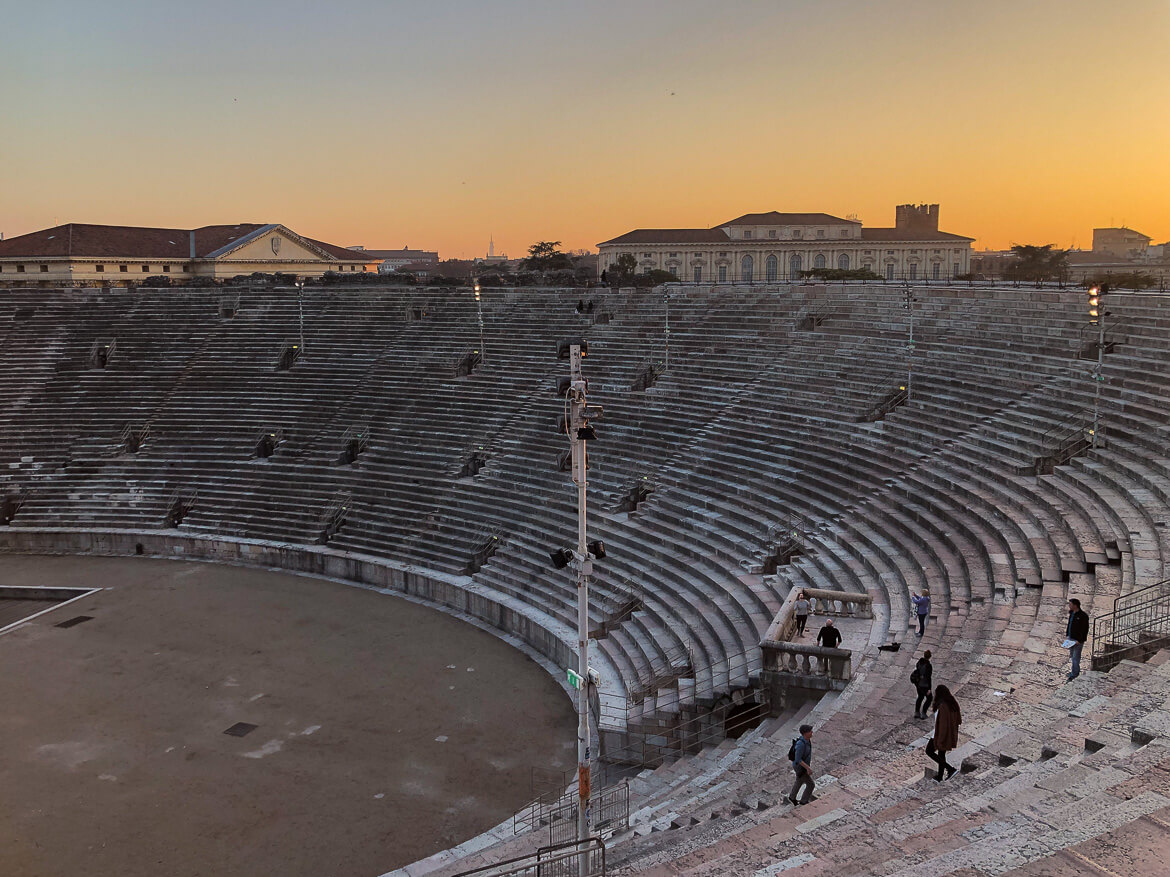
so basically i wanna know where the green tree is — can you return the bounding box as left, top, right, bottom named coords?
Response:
left=1004, top=244, right=1069, bottom=284
left=606, top=253, right=637, bottom=286
left=523, top=241, right=573, bottom=272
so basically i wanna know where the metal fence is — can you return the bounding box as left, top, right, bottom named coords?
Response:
left=452, top=838, right=606, bottom=877
left=1092, top=579, right=1170, bottom=671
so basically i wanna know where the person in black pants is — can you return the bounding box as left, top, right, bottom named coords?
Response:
left=913, top=650, right=933, bottom=718
left=817, top=619, right=842, bottom=649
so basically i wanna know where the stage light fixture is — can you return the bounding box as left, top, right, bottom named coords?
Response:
left=557, top=338, right=590, bottom=360
left=549, top=547, right=574, bottom=569
left=577, top=423, right=598, bottom=441
left=588, top=540, right=606, bottom=559
left=556, top=376, right=572, bottom=397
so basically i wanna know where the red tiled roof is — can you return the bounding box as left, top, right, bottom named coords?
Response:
left=719, top=212, right=857, bottom=227
left=0, top=223, right=369, bottom=262
left=861, top=228, right=974, bottom=242
left=598, top=229, right=731, bottom=246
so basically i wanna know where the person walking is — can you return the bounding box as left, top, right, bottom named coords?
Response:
left=788, top=724, right=816, bottom=806
left=926, top=684, right=961, bottom=781
left=911, top=590, right=931, bottom=636
left=793, top=590, right=810, bottom=637
left=912, top=650, right=933, bottom=718
left=1065, top=598, right=1090, bottom=681
left=817, top=618, right=842, bottom=649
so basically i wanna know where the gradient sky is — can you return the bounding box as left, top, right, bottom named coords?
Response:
left=3, top=0, right=1169, bottom=258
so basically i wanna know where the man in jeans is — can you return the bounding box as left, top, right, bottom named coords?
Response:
left=789, top=724, right=816, bottom=806
left=1066, top=598, right=1090, bottom=680
left=911, top=590, right=931, bottom=636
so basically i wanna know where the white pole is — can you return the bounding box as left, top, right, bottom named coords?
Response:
left=1091, top=285, right=1107, bottom=448
left=474, top=281, right=486, bottom=365
left=296, top=281, right=306, bottom=354
left=569, top=344, right=592, bottom=873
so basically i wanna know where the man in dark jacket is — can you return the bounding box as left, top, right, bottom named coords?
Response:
left=913, top=650, right=933, bottom=718
left=1066, top=598, right=1090, bottom=680
left=817, top=619, right=842, bottom=649
left=788, top=724, right=815, bottom=806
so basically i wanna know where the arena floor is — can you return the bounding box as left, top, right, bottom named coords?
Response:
left=0, top=555, right=577, bottom=877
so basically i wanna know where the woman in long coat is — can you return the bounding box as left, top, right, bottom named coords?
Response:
left=927, top=684, right=961, bottom=781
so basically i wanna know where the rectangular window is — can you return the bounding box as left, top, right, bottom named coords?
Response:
left=933, top=249, right=941, bottom=254
left=768, top=229, right=776, bottom=239
left=886, top=263, right=894, bottom=280
left=909, top=264, right=918, bottom=280
left=162, top=265, right=170, bottom=272
left=816, top=229, right=825, bottom=238
left=864, top=250, right=872, bottom=256
left=932, top=263, right=940, bottom=279
left=953, top=263, right=960, bottom=276
left=743, top=230, right=752, bottom=240
left=693, top=252, right=702, bottom=257
left=718, top=252, right=728, bottom=257
left=910, top=249, right=920, bottom=255
left=642, top=253, right=652, bottom=258
left=840, top=229, right=850, bottom=237
left=668, top=252, right=678, bottom=258
left=96, top=265, right=104, bottom=272
left=119, top=265, right=128, bottom=273
left=887, top=250, right=894, bottom=255
left=693, top=265, right=702, bottom=283
left=142, top=265, right=150, bottom=272
left=792, top=230, right=802, bottom=239
left=17, top=265, right=26, bottom=273
left=718, top=265, right=727, bottom=282
left=40, top=264, right=49, bottom=273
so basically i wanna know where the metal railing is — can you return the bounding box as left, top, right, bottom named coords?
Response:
left=546, top=782, right=630, bottom=844
left=452, top=838, right=606, bottom=877
left=1092, top=579, right=1170, bottom=671
left=1029, top=408, right=1094, bottom=474
left=596, top=644, right=768, bottom=768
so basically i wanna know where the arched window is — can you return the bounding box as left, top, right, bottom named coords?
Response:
left=765, top=255, right=778, bottom=282
left=789, top=255, right=802, bottom=278
left=837, top=254, right=850, bottom=270
left=741, top=254, right=754, bottom=283
left=814, top=254, right=827, bottom=270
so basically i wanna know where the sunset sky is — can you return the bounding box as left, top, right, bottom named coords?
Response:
left=4, top=0, right=1169, bottom=258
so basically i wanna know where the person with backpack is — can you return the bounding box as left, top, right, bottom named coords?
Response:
left=911, top=590, right=931, bottom=636
left=788, top=724, right=816, bottom=806
left=911, top=650, right=933, bottom=718
left=926, top=684, right=961, bottom=781
left=1065, top=598, right=1090, bottom=681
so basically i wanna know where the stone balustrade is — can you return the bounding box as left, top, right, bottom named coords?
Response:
left=762, top=585, right=873, bottom=644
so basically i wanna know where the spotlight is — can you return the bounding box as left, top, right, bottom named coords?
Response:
left=557, top=338, right=590, bottom=360
left=556, top=414, right=568, bottom=435
left=549, top=547, right=574, bottom=569
left=577, top=423, right=598, bottom=441
left=588, top=540, right=606, bottom=559
left=556, top=376, right=572, bottom=397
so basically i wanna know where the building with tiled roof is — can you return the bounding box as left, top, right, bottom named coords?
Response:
left=598, top=204, right=973, bottom=283
left=0, top=223, right=375, bottom=287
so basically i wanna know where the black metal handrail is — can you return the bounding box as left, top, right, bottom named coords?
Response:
left=452, top=838, right=606, bottom=877
left=1092, top=578, right=1170, bottom=670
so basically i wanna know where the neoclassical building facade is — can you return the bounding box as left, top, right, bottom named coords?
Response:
left=598, top=204, right=973, bottom=283
left=0, top=222, right=374, bottom=288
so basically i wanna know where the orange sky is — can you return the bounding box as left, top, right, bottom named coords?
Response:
left=3, top=0, right=1169, bottom=258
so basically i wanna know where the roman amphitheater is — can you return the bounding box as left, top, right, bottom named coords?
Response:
left=1, top=282, right=1167, bottom=876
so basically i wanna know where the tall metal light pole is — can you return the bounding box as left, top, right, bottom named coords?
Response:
left=295, top=279, right=306, bottom=354
left=1089, top=284, right=1107, bottom=448
left=553, top=340, right=605, bottom=871
left=663, top=287, right=671, bottom=372
left=902, top=281, right=915, bottom=401
left=474, top=280, right=486, bottom=365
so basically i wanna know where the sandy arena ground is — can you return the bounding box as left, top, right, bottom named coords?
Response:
left=0, top=555, right=577, bottom=877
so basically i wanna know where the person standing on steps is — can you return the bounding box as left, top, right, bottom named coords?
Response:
left=926, top=684, right=961, bottom=781
left=911, top=589, right=931, bottom=636
left=788, top=724, right=816, bottom=806
left=794, top=590, right=810, bottom=637
left=817, top=618, right=842, bottom=649
left=912, top=650, right=933, bottom=718
left=1066, top=598, right=1090, bottom=681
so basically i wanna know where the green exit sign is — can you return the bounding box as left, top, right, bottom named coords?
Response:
left=566, top=669, right=584, bottom=689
